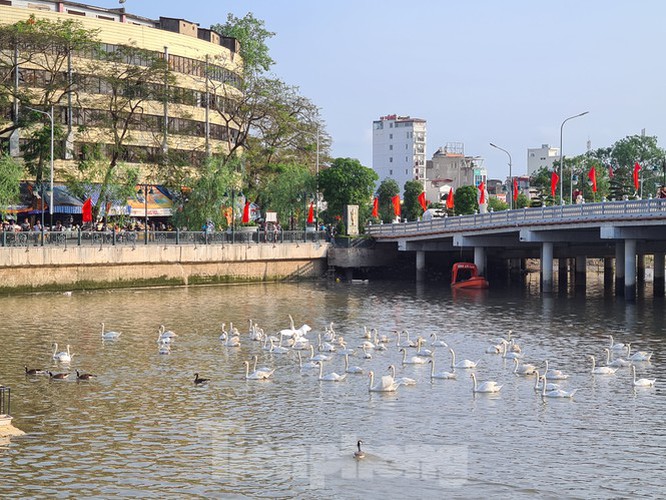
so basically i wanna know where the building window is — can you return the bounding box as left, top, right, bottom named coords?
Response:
left=390, top=123, right=393, bottom=128
left=389, top=169, right=393, bottom=175
left=389, top=133, right=393, bottom=139
left=389, top=157, right=393, bottom=163
left=389, top=145, right=393, bottom=150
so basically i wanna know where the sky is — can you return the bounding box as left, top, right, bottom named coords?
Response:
left=93, top=0, right=666, bottom=179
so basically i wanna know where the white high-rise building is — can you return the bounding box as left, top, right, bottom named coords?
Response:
left=527, top=144, right=560, bottom=175
left=372, top=114, right=427, bottom=190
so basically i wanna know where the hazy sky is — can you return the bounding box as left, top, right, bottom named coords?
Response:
left=94, top=0, right=666, bottom=179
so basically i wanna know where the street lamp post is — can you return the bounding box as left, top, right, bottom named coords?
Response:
left=137, top=184, right=152, bottom=245
left=489, top=142, right=513, bottom=209
left=559, top=111, right=589, bottom=203
left=25, top=105, right=54, bottom=236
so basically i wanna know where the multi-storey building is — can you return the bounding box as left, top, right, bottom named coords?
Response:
left=425, top=143, right=486, bottom=202
left=372, top=114, right=426, bottom=190
left=0, top=1, right=243, bottom=179
left=527, top=144, right=559, bottom=175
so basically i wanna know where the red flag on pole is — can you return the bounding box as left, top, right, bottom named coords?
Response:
left=588, top=165, right=597, bottom=192
left=478, top=182, right=486, bottom=205
left=633, top=162, right=641, bottom=191
left=242, top=201, right=250, bottom=223
left=608, top=163, right=614, bottom=178
left=391, top=195, right=401, bottom=217
left=446, top=189, right=455, bottom=209
left=307, top=202, right=314, bottom=224
left=371, top=197, right=379, bottom=218
left=417, top=191, right=427, bottom=212
left=82, top=198, right=93, bottom=223
left=550, top=171, right=559, bottom=198
left=513, top=178, right=519, bottom=202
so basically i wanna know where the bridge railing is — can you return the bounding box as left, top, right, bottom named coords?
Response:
left=366, top=198, right=666, bottom=238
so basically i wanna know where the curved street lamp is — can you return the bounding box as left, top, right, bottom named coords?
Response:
left=489, top=142, right=513, bottom=209
left=559, top=111, right=589, bottom=203
left=24, top=105, right=54, bottom=241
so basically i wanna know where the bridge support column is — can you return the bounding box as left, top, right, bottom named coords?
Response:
left=604, top=257, right=614, bottom=295
left=541, top=242, right=554, bottom=294
left=575, top=255, right=586, bottom=290
left=624, top=239, right=637, bottom=302
left=416, top=251, right=425, bottom=282
left=654, top=253, right=665, bottom=297
left=474, top=247, right=486, bottom=276
left=558, top=257, right=568, bottom=291
left=615, top=243, right=625, bottom=297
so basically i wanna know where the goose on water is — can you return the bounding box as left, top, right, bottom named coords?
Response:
left=76, top=369, right=96, bottom=380
left=354, top=440, right=365, bottom=459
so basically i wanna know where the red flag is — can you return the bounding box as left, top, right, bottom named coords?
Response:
left=633, top=162, right=641, bottom=191
left=550, top=170, right=559, bottom=198
left=608, top=163, right=614, bottom=178
left=307, top=202, right=314, bottom=224
left=82, top=198, right=93, bottom=223
left=446, top=189, right=455, bottom=209
left=418, top=191, right=427, bottom=212
left=242, top=201, right=250, bottom=223
left=513, top=178, right=519, bottom=202
left=391, top=195, right=401, bottom=217
left=588, top=165, right=597, bottom=192
left=478, top=182, right=486, bottom=205
left=371, top=197, right=379, bottom=218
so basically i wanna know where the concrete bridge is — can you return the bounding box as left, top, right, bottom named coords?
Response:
left=365, top=198, right=666, bottom=300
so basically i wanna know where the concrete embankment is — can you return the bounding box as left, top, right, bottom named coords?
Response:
left=0, top=242, right=329, bottom=293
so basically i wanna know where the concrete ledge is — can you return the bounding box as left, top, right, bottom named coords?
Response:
left=328, top=245, right=399, bottom=268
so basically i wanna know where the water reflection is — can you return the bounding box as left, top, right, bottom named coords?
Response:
left=0, top=279, right=664, bottom=497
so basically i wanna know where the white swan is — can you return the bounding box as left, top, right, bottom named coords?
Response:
left=361, top=326, right=372, bottom=339
left=485, top=342, right=504, bottom=354
left=52, top=343, right=72, bottom=363
left=337, top=341, right=355, bottom=356
left=368, top=370, right=399, bottom=392
left=609, top=335, right=627, bottom=352
left=269, top=338, right=289, bottom=354
left=100, top=322, right=121, bottom=340
left=449, top=348, right=480, bottom=368
left=587, top=355, right=618, bottom=375
left=400, top=348, right=428, bottom=365
left=252, top=355, right=272, bottom=374
left=470, top=373, right=502, bottom=393
left=631, top=365, right=656, bottom=387
left=603, top=348, right=631, bottom=368
left=428, top=359, right=456, bottom=379
left=309, top=345, right=331, bottom=362
left=361, top=346, right=373, bottom=360
left=540, top=375, right=577, bottom=398
left=297, top=351, right=318, bottom=374
left=219, top=323, right=228, bottom=341
left=430, top=333, right=448, bottom=348
left=244, top=360, right=274, bottom=380
left=543, top=360, right=569, bottom=380
left=626, top=344, right=653, bottom=362
left=344, top=354, right=364, bottom=374
left=317, top=361, right=346, bottom=382
left=158, top=325, right=177, bottom=339
left=224, top=335, right=241, bottom=348
left=533, top=370, right=560, bottom=391
left=388, top=364, right=417, bottom=386
left=396, top=330, right=417, bottom=348
left=513, top=358, right=537, bottom=376
left=501, top=341, right=522, bottom=360
left=415, top=338, right=434, bottom=357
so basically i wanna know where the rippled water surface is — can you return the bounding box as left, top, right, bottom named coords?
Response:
left=1, top=279, right=664, bottom=499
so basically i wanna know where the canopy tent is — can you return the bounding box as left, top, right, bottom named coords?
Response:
left=125, top=186, right=174, bottom=217
left=5, top=183, right=43, bottom=216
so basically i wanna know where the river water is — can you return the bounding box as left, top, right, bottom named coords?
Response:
left=0, top=277, right=664, bottom=499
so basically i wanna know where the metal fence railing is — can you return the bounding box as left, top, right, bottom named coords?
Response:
left=0, top=386, right=10, bottom=417
left=365, top=198, right=666, bottom=239
left=0, top=229, right=329, bottom=248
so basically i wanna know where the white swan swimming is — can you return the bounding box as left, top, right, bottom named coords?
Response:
left=158, top=325, right=177, bottom=339
left=368, top=370, right=399, bottom=392
left=252, top=355, right=272, bottom=374
left=244, top=360, right=274, bottom=380
left=513, top=358, right=537, bottom=376
left=587, top=355, right=618, bottom=375
left=100, top=322, right=121, bottom=340
left=396, top=330, right=417, bottom=348
left=430, top=333, right=448, bottom=348
left=400, top=348, right=428, bottom=365
left=449, top=348, right=480, bottom=368
left=269, top=338, right=289, bottom=354
left=543, top=360, right=569, bottom=380
left=415, top=338, right=434, bottom=357
left=631, top=365, right=656, bottom=387
left=225, top=335, right=241, bottom=348
left=626, top=344, right=653, bottom=362
left=361, top=346, right=373, bottom=360
left=533, top=370, right=560, bottom=391
left=317, top=361, right=346, bottom=382
left=428, top=359, right=457, bottom=379
left=540, top=375, right=577, bottom=398
left=219, top=323, right=228, bottom=341
left=52, top=343, right=72, bottom=363
left=344, top=354, right=364, bottom=374
left=609, top=335, right=627, bottom=352
left=470, top=373, right=502, bottom=393
left=309, top=345, right=331, bottom=362
left=297, top=351, right=318, bottom=374
left=603, top=348, right=631, bottom=368
left=388, top=364, right=416, bottom=386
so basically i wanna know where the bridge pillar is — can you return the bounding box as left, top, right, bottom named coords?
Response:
left=416, top=251, right=425, bottom=282
left=624, top=239, right=637, bottom=302
left=615, top=243, right=625, bottom=297
left=654, top=253, right=665, bottom=297
left=557, top=257, right=568, bottom=291
left=575, top=255, right=586, bottom=290
left=541, top=242, right=554, bottom=294
left=604, top=257, right=614, bottom=295
left=474, top=247, right=486, bottom=276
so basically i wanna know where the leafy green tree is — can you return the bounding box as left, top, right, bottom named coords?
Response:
left=0, top=154, right=22, bottom=217
left=376, top=178, right=399, bottom=223
left=212, top=13, right=275, bottom=75
left=454, top=185, right=478, bottom=215
left=403, top=179, right=424, bottom=221
left=318, top=157, right=378, bottom=223
left=488, top=197, right=508, bottom=212
left=515, top=192, right=530, bottom=209
left=262, top=162, right=315, bottom=229
left=610, top=135, right=665, bottom=198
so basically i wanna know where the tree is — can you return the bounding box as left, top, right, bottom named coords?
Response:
left=0, top=154, right=22, bottom=217
left=318, top=158, right=378, bottom=223
left=610, top=135, right=665, bottom=198
left=514, top=192, right=530, bottom=209
left=375, top=178, right=399, bottom=223
left=211, top=13, right=275, bottom=75
left=452, top=185, right=478, bottom=215
left=262, top=162, right=315, bottom=229
left=403, top=180, right=424, bottom=221
left=488, top=197, right=508, bottom=212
